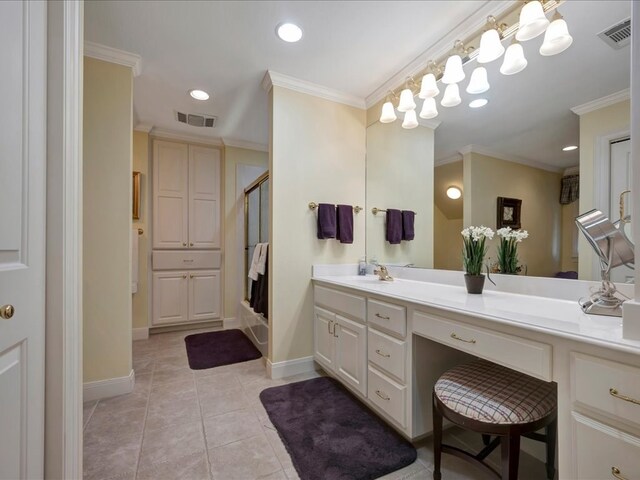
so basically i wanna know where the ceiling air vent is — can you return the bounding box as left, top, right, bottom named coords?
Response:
left=176, top=111, right=217, bottom=128
left=598, top=18, right=631, bottom=50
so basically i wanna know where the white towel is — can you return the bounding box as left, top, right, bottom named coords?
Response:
left=248, top=243, right=263, bottom=281
left=131, top=227, right=139, bottom=294
left=256, top=243, right=268, bottom=275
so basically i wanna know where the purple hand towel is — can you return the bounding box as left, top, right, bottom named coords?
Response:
left=402, top=210, right=415, bottom=241
left=386, top=209, right=402, bottom=244
left=317, top=203, right=336, bottom=239
left=336, top=205, right=354, bottom=244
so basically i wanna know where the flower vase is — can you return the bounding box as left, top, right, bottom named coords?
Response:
left=464, top=274, right=485, bottom=294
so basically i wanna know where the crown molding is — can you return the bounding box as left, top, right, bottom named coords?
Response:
left=458, top=144, right=563, bottom=173
left=223, top=138, right=269, bottom=152
left=134, top=124, right=153, bottom=133
left=365, top=0, right=513, bottom=108
left=150, top=128, right=223, bottom=147
left=262, top=70, right=366, bottom=109
left=570, top=89, right=630, bottom=116
left=435, top=154, right=463, bottom=167
left=84, top=41, right=142, bottom=77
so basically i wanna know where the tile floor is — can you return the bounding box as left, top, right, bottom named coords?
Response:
left=83, top=328, right=548, bottom=480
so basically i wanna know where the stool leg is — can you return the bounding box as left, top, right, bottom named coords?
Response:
left=546, top=418, right=557, bottom=480
left=432, top=395, right=443, bottom=480
left=500, top=433, right=520, bottom=480
left=482, top=434, right=491, bottom=446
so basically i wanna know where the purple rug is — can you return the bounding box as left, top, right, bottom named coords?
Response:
left=184, top=329, right=262, bottom=370
left=259, top=377, right=417, bottom=480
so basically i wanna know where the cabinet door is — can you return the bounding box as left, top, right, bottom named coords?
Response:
left=153, top=141, right=189, bottom=249
left=189, top=146, right=220, bottom=248
left=335, top=314, right=367, bottom=397
left=189, top=270, right=221, bottom=322
left=313, top=307, right=335, bottom=371
left=152, top=271, right=189, bottom=325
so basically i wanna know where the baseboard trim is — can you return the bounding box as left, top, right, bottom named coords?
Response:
left=223, top=316, right=240, bottom=329
left=267, top=356, right=317, bottom=380
left=83, top=369, right=135, bottom=402
left=132, top=327, right=149, bottom=341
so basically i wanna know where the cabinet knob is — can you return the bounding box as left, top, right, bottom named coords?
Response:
left=190, top=242, right=194, bottom=247
left=182, top=242, right=187, bottom=247
left=189, top=274, right=194, bottom=279
left=182, top=274, right=187, bottom=279
left=0, top=304, right=15, bottom=320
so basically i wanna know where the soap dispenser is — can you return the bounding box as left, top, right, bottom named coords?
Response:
left=358, top=256, right=367, bottom=276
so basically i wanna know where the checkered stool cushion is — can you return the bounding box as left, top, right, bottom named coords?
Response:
left=434, top=360, right=556, bottom=425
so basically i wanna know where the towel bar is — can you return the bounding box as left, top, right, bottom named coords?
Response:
left=372, top=207, right=417, bottom=215
left=309, top=202, right=362, bottom=214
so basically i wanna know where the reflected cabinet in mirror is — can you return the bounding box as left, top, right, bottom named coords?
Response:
left=367, top=0, right=632, bottom=282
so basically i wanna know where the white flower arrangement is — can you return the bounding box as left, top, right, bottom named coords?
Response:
left=496, top=227, right=529, bottom=242
left=496, top=227, right=529, bottom=274
left=461, top=226, right=495, bottom=242
left=461, top=226, right=494, bottom=276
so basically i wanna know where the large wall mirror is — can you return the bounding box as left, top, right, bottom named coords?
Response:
left=366, top=0, right=632, bottom=282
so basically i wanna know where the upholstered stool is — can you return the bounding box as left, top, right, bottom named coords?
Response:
left=432, top=359, right=557, bottom=480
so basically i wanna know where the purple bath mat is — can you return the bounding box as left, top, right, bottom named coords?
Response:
left=184, top=329, right=262, bottom=370
left=259, top=376, right=417, bottom=480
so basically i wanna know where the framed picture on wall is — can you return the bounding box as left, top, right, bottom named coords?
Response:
left=497, top=197, right=521, bottom=229
left=132, top=171, right=141, bottom=220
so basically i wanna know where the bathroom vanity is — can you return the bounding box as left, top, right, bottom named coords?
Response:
left=312, top=266, right=640, bottom=480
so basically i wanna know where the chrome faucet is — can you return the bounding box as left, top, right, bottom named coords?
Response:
left=374, top=265, right=394, bottom=281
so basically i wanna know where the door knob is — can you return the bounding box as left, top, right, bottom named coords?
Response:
left=0, top=304, right=15, bottom=320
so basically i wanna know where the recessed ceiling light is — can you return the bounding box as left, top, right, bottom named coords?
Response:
left=189, top=89, right=210, bottom=101
left=562, top=145, right=578, bottom=151
left=446, top=186, right=462, bottom=199
left=469, top=98, right=488, bottom=109
left=277, top=23, right=303, bottom=43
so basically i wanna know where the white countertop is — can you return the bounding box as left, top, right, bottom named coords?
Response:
left=312, top=274, right=640, bottom=356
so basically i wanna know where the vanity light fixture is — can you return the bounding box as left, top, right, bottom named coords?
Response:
left=466, top=67, right=490, bottom=94
left=419, top=97, right=438, bottom=119
left=562, top=145, right=578, bottom=152
left=276, top=22, right=303, bottom=43
left=516, top=1, right=550, bottom=42
left=402, top=109, right=419, bottom=129
left=500, top=39, right=528, bottom=75
left=540, top=10, right=573, bottom=56
left=469, top=98, right=488, bottom=109
left=380, top=95, right=398, bottom=124
left=442, top=42, right=469, bottom=84
left=477, top=16, right=505, bottom=64
left=447, top=186, right=462, bottom=199
left=419, top=71, right=440, bottom=99
left=189, top=89, right=210, bottom=101
left=397, top=79, right=417, bottom=113
left=441, top=84, right=462, bottom=108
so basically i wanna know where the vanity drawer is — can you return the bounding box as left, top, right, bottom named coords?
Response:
left=314, top=286, right=365, bottom=322
left=368, top=366, right=406, bottom=428
left=413, top=311, right=552, bottom=381
left=368, top=328, right=407, bottom=382
left=572, top=353, right=640, bottom=427
left=367, top=299, right=406, bottom=338
left=153, top=250, right=221, bottom=270
left=572, top=412, right=640, bottom=479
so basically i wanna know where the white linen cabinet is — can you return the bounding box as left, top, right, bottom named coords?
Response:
left=151, top=139, right=222, bottom=327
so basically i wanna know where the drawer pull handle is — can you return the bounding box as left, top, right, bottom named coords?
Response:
left=450, top=333, right=476, bottom=344
left=611, top=467, right=628, bottom=480
left=375, top=390, right=390, bottom=401
left=375, top=313, right=390, bottom=320
left=183, top=259, right=194, bottom=263
left=328, top=320, right=334, bottom=335
left=609, top=388, right=640, bottom=406
left=375, top=349, right=390, bottom=358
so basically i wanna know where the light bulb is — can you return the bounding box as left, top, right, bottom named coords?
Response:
left=466, top=67, right=490, bottom=94
left=441, top=84, right=461, bottom=108
left=516, top=1, right=550, bottom=42
left=419, top=73, right=439, bottom=99
left=500, top=42, right=528, bottom=75
left=540, top=14, right=573, bottom=56
left=446, top=187, right=462, bottom=199
left=402, top=109, right=419, bottom=129
left=397, top=88, right=416, bottom=113
left=442, top=55, right=465, bottom=84
left=419, top=97, right=438, bottom=119
left=478, top=29, right=505, bottom=64
left=379, top=101, right=397, bottom=123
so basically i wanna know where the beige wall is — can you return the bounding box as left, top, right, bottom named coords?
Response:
left=270, top=86, right=366, bottom=363
left=224, top=146, right=268, bottom=319
left=83, top=57, right=133, bottom=382
left=434, top=206, right=463, bottom=270
left=578, top=100, right=630, bottom=279
left=560, top=201, right=579, bottom=272
left=464, top=152, right=563, bottom=278
left=132, top=131, right=149, bottom=329
left=366, top=120, right=434, bottom=267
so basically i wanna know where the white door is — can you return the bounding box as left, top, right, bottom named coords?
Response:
left=313, top=307, right=335, bottom=370
left=189, top=146, right=220, bottom=249
left=153, top=140, right=189, bottom=249
left=152, top=271, right=189, bottom=325
left=0, top=1, right=46, bottom=478
left=609, top=138, right=633, bottom=283
left=189, top=270, right=221, bottom=322
left=334, top=315, right=367, bottom=396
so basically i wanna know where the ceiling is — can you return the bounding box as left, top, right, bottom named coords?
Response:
left=84, top=0, right=488, bottom=147
left=84, top=1, right=631, bottom=164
